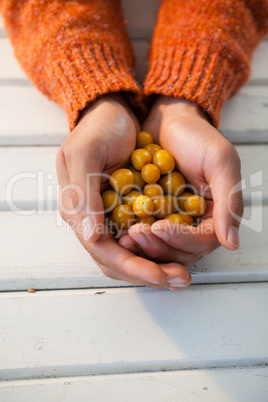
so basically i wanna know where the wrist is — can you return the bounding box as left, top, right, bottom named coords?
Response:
left=154, top=96, right=210, bottom=122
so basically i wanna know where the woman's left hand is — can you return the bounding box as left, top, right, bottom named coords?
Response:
left=119, top=96, right=244, bottom=281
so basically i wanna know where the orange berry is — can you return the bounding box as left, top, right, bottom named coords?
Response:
left=184, top=195, right=207, bottom=217
left=144, top=143, right=162, bottom=157
left=178, top=192, right=193, bottom=211
left=143, top=183, right=164, bottom=199
left=132, top=170, right=146, bottom=191
left=109, top=169, right=134, bottom=195
left=153, top=196, right=170, bottom=219
left=131, top=149, right=152, bottom=171
left=165, top=214, right=186, bottom=225
left=179, top=212, right=194, bottom=225
left=123, top=190, right=141, bottom=207
left=112, top=205, right=136, bottom=229
left=166, top=195, right=179, bottom=214
left=136, top=131, right=154, bottom=148
left=153, top=150, right=175, bottom=174
left=102, top=190, right=121, bottom=213
left=159, top=171, right=185, bottom=196
left=141, top=163, right=161, bottom=184
left=133, top=195, right=154, bottom=218
left=136, top=216, right=156, bottom=226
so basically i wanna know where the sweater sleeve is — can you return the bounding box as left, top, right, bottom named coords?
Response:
left=143, top=0, right=268, bottom=127
left=0, top=0, right=143, bottom=131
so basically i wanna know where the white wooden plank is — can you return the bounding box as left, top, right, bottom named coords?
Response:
left=0, top=366, right=267, bottom=402
left=219, top=86, right=268, bottom=138
left=0, top=87, right=69, bottom=145
left=0, top=38, right=29, bottom=80
left=0, top=205, right=267, bottom=291
left=0, top=145, right=266, bottom=211
left=1, top=85, right=268, bottom=146
left=250, top=41, right=268, bottom=82
left=0, top=283, right=267, bottom=380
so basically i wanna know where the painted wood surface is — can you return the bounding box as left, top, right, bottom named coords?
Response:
left=1, top=85, right=268, bottom=146
left=0, top=283, right=267, bottom=381
left=0, top=205, right=266, bottom=291
left=0, top=145, right=266, bottom=211
left=1, top=366, right=268, bottom=402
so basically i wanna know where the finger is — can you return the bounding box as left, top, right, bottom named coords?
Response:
left=126, top=224, right=198, bottom=267
left=64, top=209, right=192, bottom=288
left=86, top=229, right=191, bottom=287
left=209, top=147, right=244, bottom=250
left=63, top=145, right=105, bottom=242
left=151, top=218, right=220, bottom=256
left=100, top=262, right=192, bottom=289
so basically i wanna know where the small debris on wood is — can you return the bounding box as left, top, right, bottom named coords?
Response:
left=27, top=288, right=37, bottom=293
left=94, top=291, right=106, bottom=295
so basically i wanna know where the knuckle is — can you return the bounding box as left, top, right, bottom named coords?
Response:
left=229, top=192, right=244, bottom=217
left=218, top=141, right=241, bottom=168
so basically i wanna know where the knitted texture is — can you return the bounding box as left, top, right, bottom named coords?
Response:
left=0, top=0, right=143, bottom=131
left=1, top=0, right=268, bottom=129
left=144, top=0, right=268, bottom=126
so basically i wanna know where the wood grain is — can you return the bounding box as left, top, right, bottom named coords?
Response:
left=0, top=283, right=267, bottom=380
left=0, top=206, right=267, bottom=291
left=1, top=366, right=267, bottom=402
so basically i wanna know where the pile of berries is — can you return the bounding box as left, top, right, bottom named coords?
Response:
left=102, top=131, right=207, bottom=233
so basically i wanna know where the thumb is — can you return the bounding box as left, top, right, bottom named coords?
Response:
left=209, top=150, right=244, bottom=250
left=68, top=155, right=104, bottom=243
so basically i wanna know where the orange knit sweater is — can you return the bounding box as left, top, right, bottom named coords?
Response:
left=1, top=0, right=268, bottom=130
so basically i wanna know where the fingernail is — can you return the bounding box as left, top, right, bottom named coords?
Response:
left=167, top=277, right=189, bottom=287
left=227, top=226, right=240, bottom=249
left=82, top=216, right=95, bottom=241
left=131, top=234, right=148, bottom=248
left=124, top=244, right=139, bottom=255
left=151, top=229, right=169, bottom=241
left=169, top=287, right=179, bottom=292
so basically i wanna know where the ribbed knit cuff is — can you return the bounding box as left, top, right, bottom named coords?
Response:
left=144, top=40, right=249, bottom=127
left=39, top=38, right=144, bottom=131
left=1, top=0, right=145, bottom=132
left=143, top=0, right=268, bottom=127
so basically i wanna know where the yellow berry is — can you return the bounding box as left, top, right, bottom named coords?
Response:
left=153, top=196, right=170, bottom=219
left=178, top=192, right=193, bottom=211
left=179, top=212, right=194, bottom=225
left=165, top=214, right=186, bottom=225
left=165, top=195, right=179, bottom=214
left=184, top=195, right=207, bottom=217
left=112, top=205, right=136, bottom=229
left=143, top=183, right=164, bottom=199
left=109, top=169, right=134, bottom=195
left=141, top=163, right=161, bottom=184
left=144, top=143, right=162, bottom=157
left=123, top=190, right=141, bottom=207
left=131, top=149, right=152, bottom=171
left=153, top=150, right=175, bottom=174
left=102, top=190, right=121, bottom=213
left=159, top=171, right=185, bottom=196
left=133, top=195, right=154, bottom=218
left=136, top=216, right=156, bottom=226
left=136, top=131, right=154, bottom=148
left=132, top=170, right=146, bottom=190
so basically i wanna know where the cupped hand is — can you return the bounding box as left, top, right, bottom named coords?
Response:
left=56, top=93, right=192, bottom=289
left=119, top=96, right=244, bottom=266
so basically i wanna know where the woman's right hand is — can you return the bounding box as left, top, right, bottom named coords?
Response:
left=56, top=93, right=192, bottom=289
